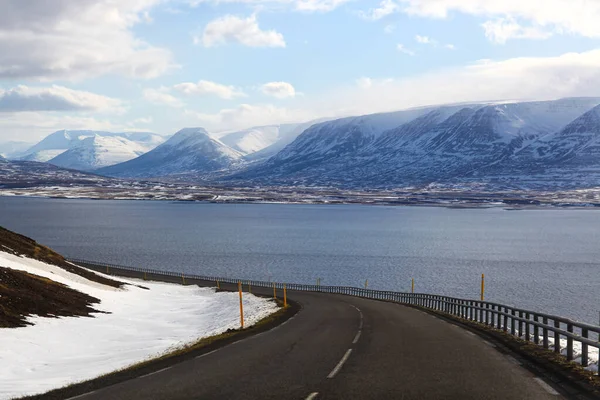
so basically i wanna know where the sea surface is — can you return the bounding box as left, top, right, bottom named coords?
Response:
left=1, top=196, right=599, bottom=325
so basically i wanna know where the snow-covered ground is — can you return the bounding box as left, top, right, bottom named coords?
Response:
left=0, top=251, right=279, bottom=399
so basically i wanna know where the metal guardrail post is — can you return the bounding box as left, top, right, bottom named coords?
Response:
left=567, top=324, right=574, bottom=361
left=542, top=317, right=549, bottom=349
left=525, top=313, right=531, bottom=342
left=554, top=320, right=561, bottom=354
left=582, top=328, right=589, bottom=367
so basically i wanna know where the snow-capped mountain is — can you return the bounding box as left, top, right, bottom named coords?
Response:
left=48, top=135, right=150, bottom=171
left=218, top=120, right=325, bottom=160
left=17, top=130, right=165, bottom=165
left=233, top=97, right=600, bottom=188
left=97, top=128, right=243, bottom=178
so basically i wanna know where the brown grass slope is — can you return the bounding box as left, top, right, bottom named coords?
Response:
left=0, top=226, right=120, bottom=328
left=0, top=226, right=122, bottom=288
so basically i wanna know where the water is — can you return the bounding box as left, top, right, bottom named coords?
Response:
left=1, top=196, right=599, bottom=325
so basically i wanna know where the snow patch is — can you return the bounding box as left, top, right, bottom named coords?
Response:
left=0, top=251, right=279, bottom=399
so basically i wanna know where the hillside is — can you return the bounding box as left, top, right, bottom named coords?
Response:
left=0, top=226, right=122, bottom=327
left=97, top=128, right=243, bottom=178
left=231, top=97, right=600, bottom=189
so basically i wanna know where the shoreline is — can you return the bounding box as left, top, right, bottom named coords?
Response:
left=2, top=192, right=600, bottom=211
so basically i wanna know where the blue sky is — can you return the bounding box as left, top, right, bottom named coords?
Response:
left=1, top=0, right=600, bottom=142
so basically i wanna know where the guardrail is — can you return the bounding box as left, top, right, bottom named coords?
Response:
left=67, top=257, right=600, bottom=375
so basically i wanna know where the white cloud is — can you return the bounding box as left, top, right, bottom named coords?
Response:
left=174, top=80, right=246, bottom=99
left=384, top=24, right=396, bottom=34
left=398, top=0, right=600, bottom=41
left=0, top=112, right=123, bottom=142
left=415, top=35, right=437, bottom=45
left=397, top=44, right=415, bottom=56
left=295, top=0, right=350, bottom=12
left=198, top=14, right=286, bottom=48
left=0, top=85, right=124, bottom=113
left=482, top=17, right=553, bottom=44
left=143, top=88, right=184, bottom=108
left=132, top=117, right=153, bottom=124
left=184, top=103, right=313, bottom=130
left=360, top=0, right=400, bottom=20
left=310, top=48, right=600, bottom=119
left=188, top=0, right=350, bottom=12
left=0, top=0, right=174, bottom=81
left=445, top=43, right=456, bottom=50
left=356, top=77, right=373, bottom=89
left=260, top=82, right=296, bottom=98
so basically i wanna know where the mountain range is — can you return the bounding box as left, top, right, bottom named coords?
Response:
left=12, top=130, right=167, bottom=171
left=4, top=97, right=600, bottom=191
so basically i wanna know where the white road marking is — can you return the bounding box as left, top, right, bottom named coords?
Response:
left=533, top=377, right=560, bottom=395
left=138, top=366, right=172, bottom=379
left=352, top=330, right=362, bottom=344
left=195, top=349, right=219, bottom=359
left=305, top=392, right=319, bottom=400
left=65, top=391, right=97, bottom=400
left=327, top=349, right=353, bottom=379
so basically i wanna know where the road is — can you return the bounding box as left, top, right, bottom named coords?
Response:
left=61, top=281, right=567, bottom=400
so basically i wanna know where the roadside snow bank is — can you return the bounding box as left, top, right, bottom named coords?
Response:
left=0, top=251, right=279, bottom=399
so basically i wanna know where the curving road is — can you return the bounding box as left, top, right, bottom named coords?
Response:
left=59, top=281, right=570, bottom=400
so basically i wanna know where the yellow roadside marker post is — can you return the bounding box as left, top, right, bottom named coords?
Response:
left=238, top=281, right=244, bottom=329
left=365, top=279, right=368, bottom=289
left=216, top=280, right=220, bottom=289
left=481, top=274, right=485, bottom=301
left=249, top=282, right=252, bottom=294
left=144, top=272, right=147, bottom=280
left=273, top=282, right=277, bottom=299
left=412, top=278, right=414, bottom=294
left=284, top=284, right=287, bottom=308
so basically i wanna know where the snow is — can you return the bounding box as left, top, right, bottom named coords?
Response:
left=16, top=130, right=166, bottom=168
left=49, top=135, right=150, bottom=171
left=0, top=251, right=279, bottom=399
left=219, top=125, right=282, bottom=155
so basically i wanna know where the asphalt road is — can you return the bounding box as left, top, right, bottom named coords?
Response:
left=60, top=280, right=568, bottom=400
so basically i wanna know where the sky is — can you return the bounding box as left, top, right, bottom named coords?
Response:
left=2, top=0, right=600, bottom=143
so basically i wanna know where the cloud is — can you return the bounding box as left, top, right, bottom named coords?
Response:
left=0, top=0, right=174, bottom=81
left=184, top=103, right=313, bottom=130
left=143, top=88, right=184, bottom=108
left=482, top=17, right=553, bottom=44
left=398, top=0, right=600, bottom=41
left=414, top=34, right=454, bottom=49
left=0, top=85, right=124, bottom=113
left=174, top=80, right=246, bottom=99
left=384, top=24, right=396, bottom=34
left=188, top=0, right=350, bottom=12
left=360, top=0, right=400, bottom=20
left=397, top=44, right=415, bottom=56
left=197, top=14, right=286, bottom=47
left=132, top=117, right=153, bottom=124
left=0, top=112, right=124, bottom=142
left=311, top=48, right=600, bottom=119
left=295, top=0, right=351, bottom=12
left=415, top=35, right=437, bottom=45
left=356, top=77, right=373, bottom=89
left=260, top=82, right=296, bottom=98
